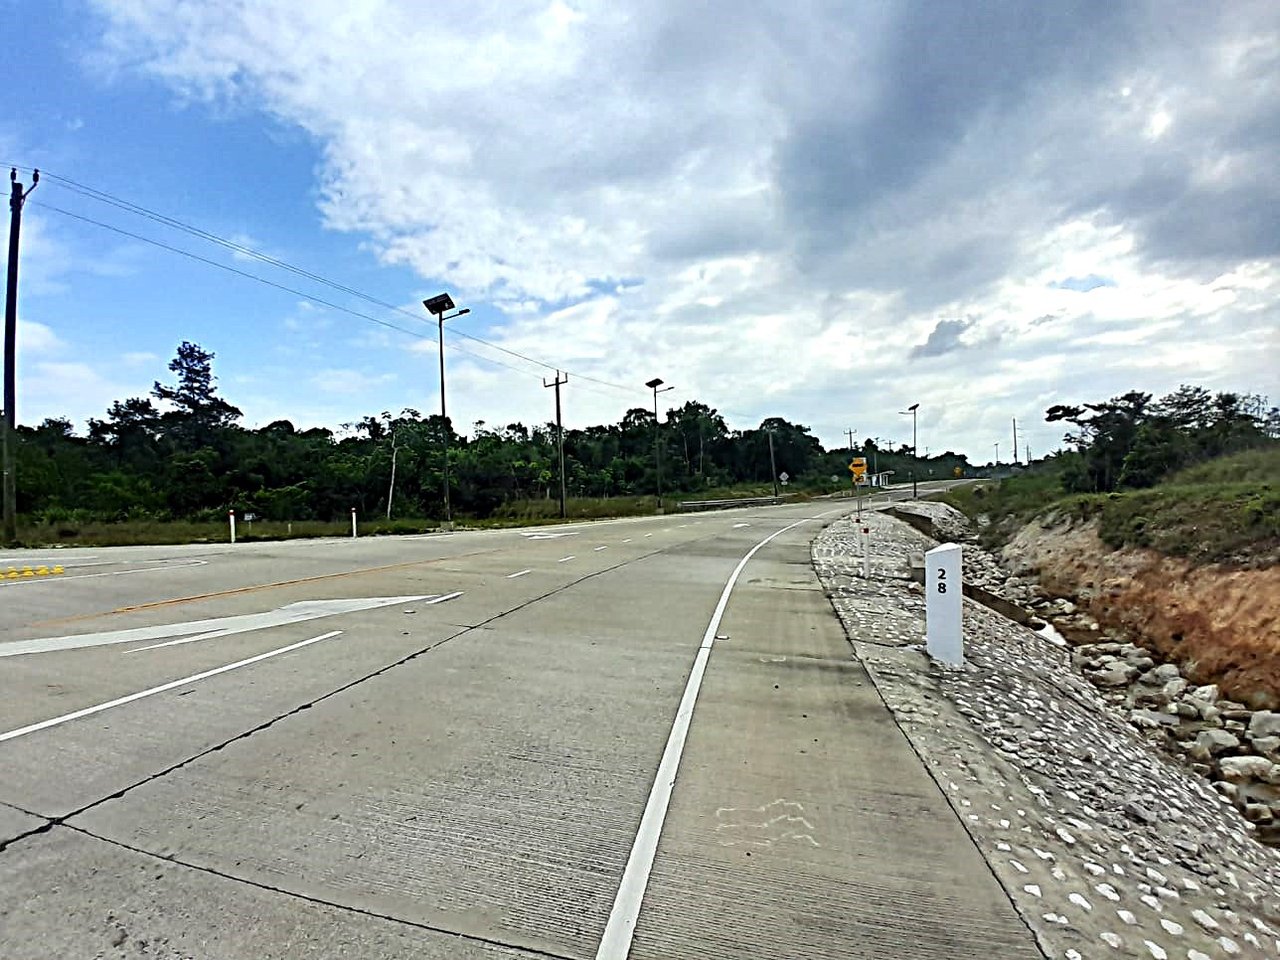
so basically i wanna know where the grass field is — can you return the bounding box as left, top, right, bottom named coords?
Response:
left=938, top=446, right=1279, bottom=566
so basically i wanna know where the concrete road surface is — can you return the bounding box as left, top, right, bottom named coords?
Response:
left=0, top=493, right=1039, bottom=959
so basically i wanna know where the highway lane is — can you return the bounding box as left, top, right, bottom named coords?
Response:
left=0, top=488, right=1033, bottom=958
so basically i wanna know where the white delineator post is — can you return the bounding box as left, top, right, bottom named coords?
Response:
left=861, top=523, right=871, bottom=579
left=351, top=507, right=358, bottom=538
left=925, top=543, right=963, bottom=666
left=228, top=510, right=237, bottom=544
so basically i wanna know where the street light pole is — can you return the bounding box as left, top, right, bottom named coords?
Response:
left=423, top=294, right=470, bottom=529
left=900, top=402, right=919, bottom=499
left=645, top=377, right=673, bottom=511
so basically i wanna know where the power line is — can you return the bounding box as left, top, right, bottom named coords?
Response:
left=26, top=167, right=639, bottom=396
left=31, top=200, right=545, bottom=381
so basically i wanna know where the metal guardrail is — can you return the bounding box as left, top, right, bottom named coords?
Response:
left=675, top=495, right=786, bottom=511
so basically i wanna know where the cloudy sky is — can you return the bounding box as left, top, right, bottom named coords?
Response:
left=3, top=0, right=1277, bottom=462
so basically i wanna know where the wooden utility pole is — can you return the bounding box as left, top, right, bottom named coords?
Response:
left=543, top=371, right=568, bottom=518
left=4, top=168, right=38, bottom=544
left=1012, top=417, right=1019, bottom=465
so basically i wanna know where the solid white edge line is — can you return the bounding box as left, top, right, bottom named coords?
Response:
left=0, top=630, right=345, bottom=744
left=595, top=509, right=839, bottom=959
left=506, top=570, right=533, bottom=579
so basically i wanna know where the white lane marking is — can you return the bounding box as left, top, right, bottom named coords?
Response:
left=558, top=556, right=576, bottom=563
left=520, top=531, right=580, bottom=540
left=0, top=558, right=209, bottom=588
left=0, top=631, right=344, bottom=744
left=425, top=591, right=464, bottom=604
left=595, top=509, right=839, bottom=960
left=131, top=629, right=234, bottom=654
left=622, top=538, right=632, bottom=543
left=643, top=533, right=653, bottom=538
left=1, top=596, right=432, bottom=659
left=733, top=522, right=750, bottom=528
left=506, top=569, right=533, bottom=579
left=594, top=546, right=608, bottom=552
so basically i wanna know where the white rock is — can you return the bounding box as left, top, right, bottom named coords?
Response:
left=1142, top=941, right=1167, bottom=960
left=1219, top=756, right=1277, bottom=782
left=1216, top=936, right=1240, bottom=955
left=1158, top=918, right=1184, bottom=935
left=1099, top=932, right=1123, bottom=948
left=1191, top=908, right=1219, bottom=930
left=1069, top=892, right=1093, bottom=911
left=1248, top=710, right=1280, bottom=738
left=1189, top=683, right=1219, bottom=703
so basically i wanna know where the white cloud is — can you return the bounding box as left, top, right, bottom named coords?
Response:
left=84, top=1, right=1280, bottom=454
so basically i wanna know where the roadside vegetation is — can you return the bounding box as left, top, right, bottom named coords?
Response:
left=9, top=342, right=947, bottom=547
left=940, top=386, right=1278, bottom=566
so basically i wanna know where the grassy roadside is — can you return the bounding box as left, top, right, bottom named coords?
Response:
left=10, top=484, right=811, bottom=548
left=937, top=447, right=1280, bottom=566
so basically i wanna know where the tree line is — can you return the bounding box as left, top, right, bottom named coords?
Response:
left=1045, top=385, right=1278, bottom=492
left=15, top=342, right=968, bottom=524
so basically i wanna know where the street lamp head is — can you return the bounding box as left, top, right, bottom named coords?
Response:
left=422, top=293, right=456, bottom=316
left=907, top=402, right=919, bottom=412
left=455, top=308, right=471, bottom=317
left=645, top=377, right=664, bottom=389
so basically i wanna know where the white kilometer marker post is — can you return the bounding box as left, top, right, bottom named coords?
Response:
left=925, top=543, right=963, bottom=666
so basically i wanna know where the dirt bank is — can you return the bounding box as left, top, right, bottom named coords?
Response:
left=1001, top=512, right=1280, bottom=710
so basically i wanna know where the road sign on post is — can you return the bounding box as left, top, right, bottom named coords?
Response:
left=925, top=543, right=963, bottom=666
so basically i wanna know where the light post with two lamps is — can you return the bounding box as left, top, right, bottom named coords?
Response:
left=423, top=293, right=470, bottom=529
left=645, top=377, right=674, bottom=511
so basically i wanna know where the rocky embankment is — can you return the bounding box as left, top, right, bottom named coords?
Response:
left=901, top=500, right=1280, bottom=846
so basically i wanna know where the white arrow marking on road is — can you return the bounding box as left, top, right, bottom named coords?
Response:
left=0, top=595, right=441, bottom=659
left=0, top=630, right=345, bottom=744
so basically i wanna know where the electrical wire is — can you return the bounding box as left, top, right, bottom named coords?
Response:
left=30, top=200, right=545, bottom=381
left=27, top=167, right=640, bottom=396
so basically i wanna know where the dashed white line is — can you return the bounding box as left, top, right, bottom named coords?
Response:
left=622, top=538, right=632, bottom=543
left=506, top=569, right=533, bottom=579
left=594, top=546, right=608, bottom=552
left=733, top=522, right=750, bottom=528
left=0, top=631, right=345, bottom=744
left=558, top=555, right=576, bottom=563
left=644, top=533, right=653, bottom=538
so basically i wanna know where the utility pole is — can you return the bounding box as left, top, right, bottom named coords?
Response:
left=846, top=428, right=855, bottom=454
left=4, top=168, right=38, bottom=545
left=543, top=371, right=568, bottom=519
left=1012, top=417, right=1019, bottom=465
left=767, top=427, right=779, bottom=498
